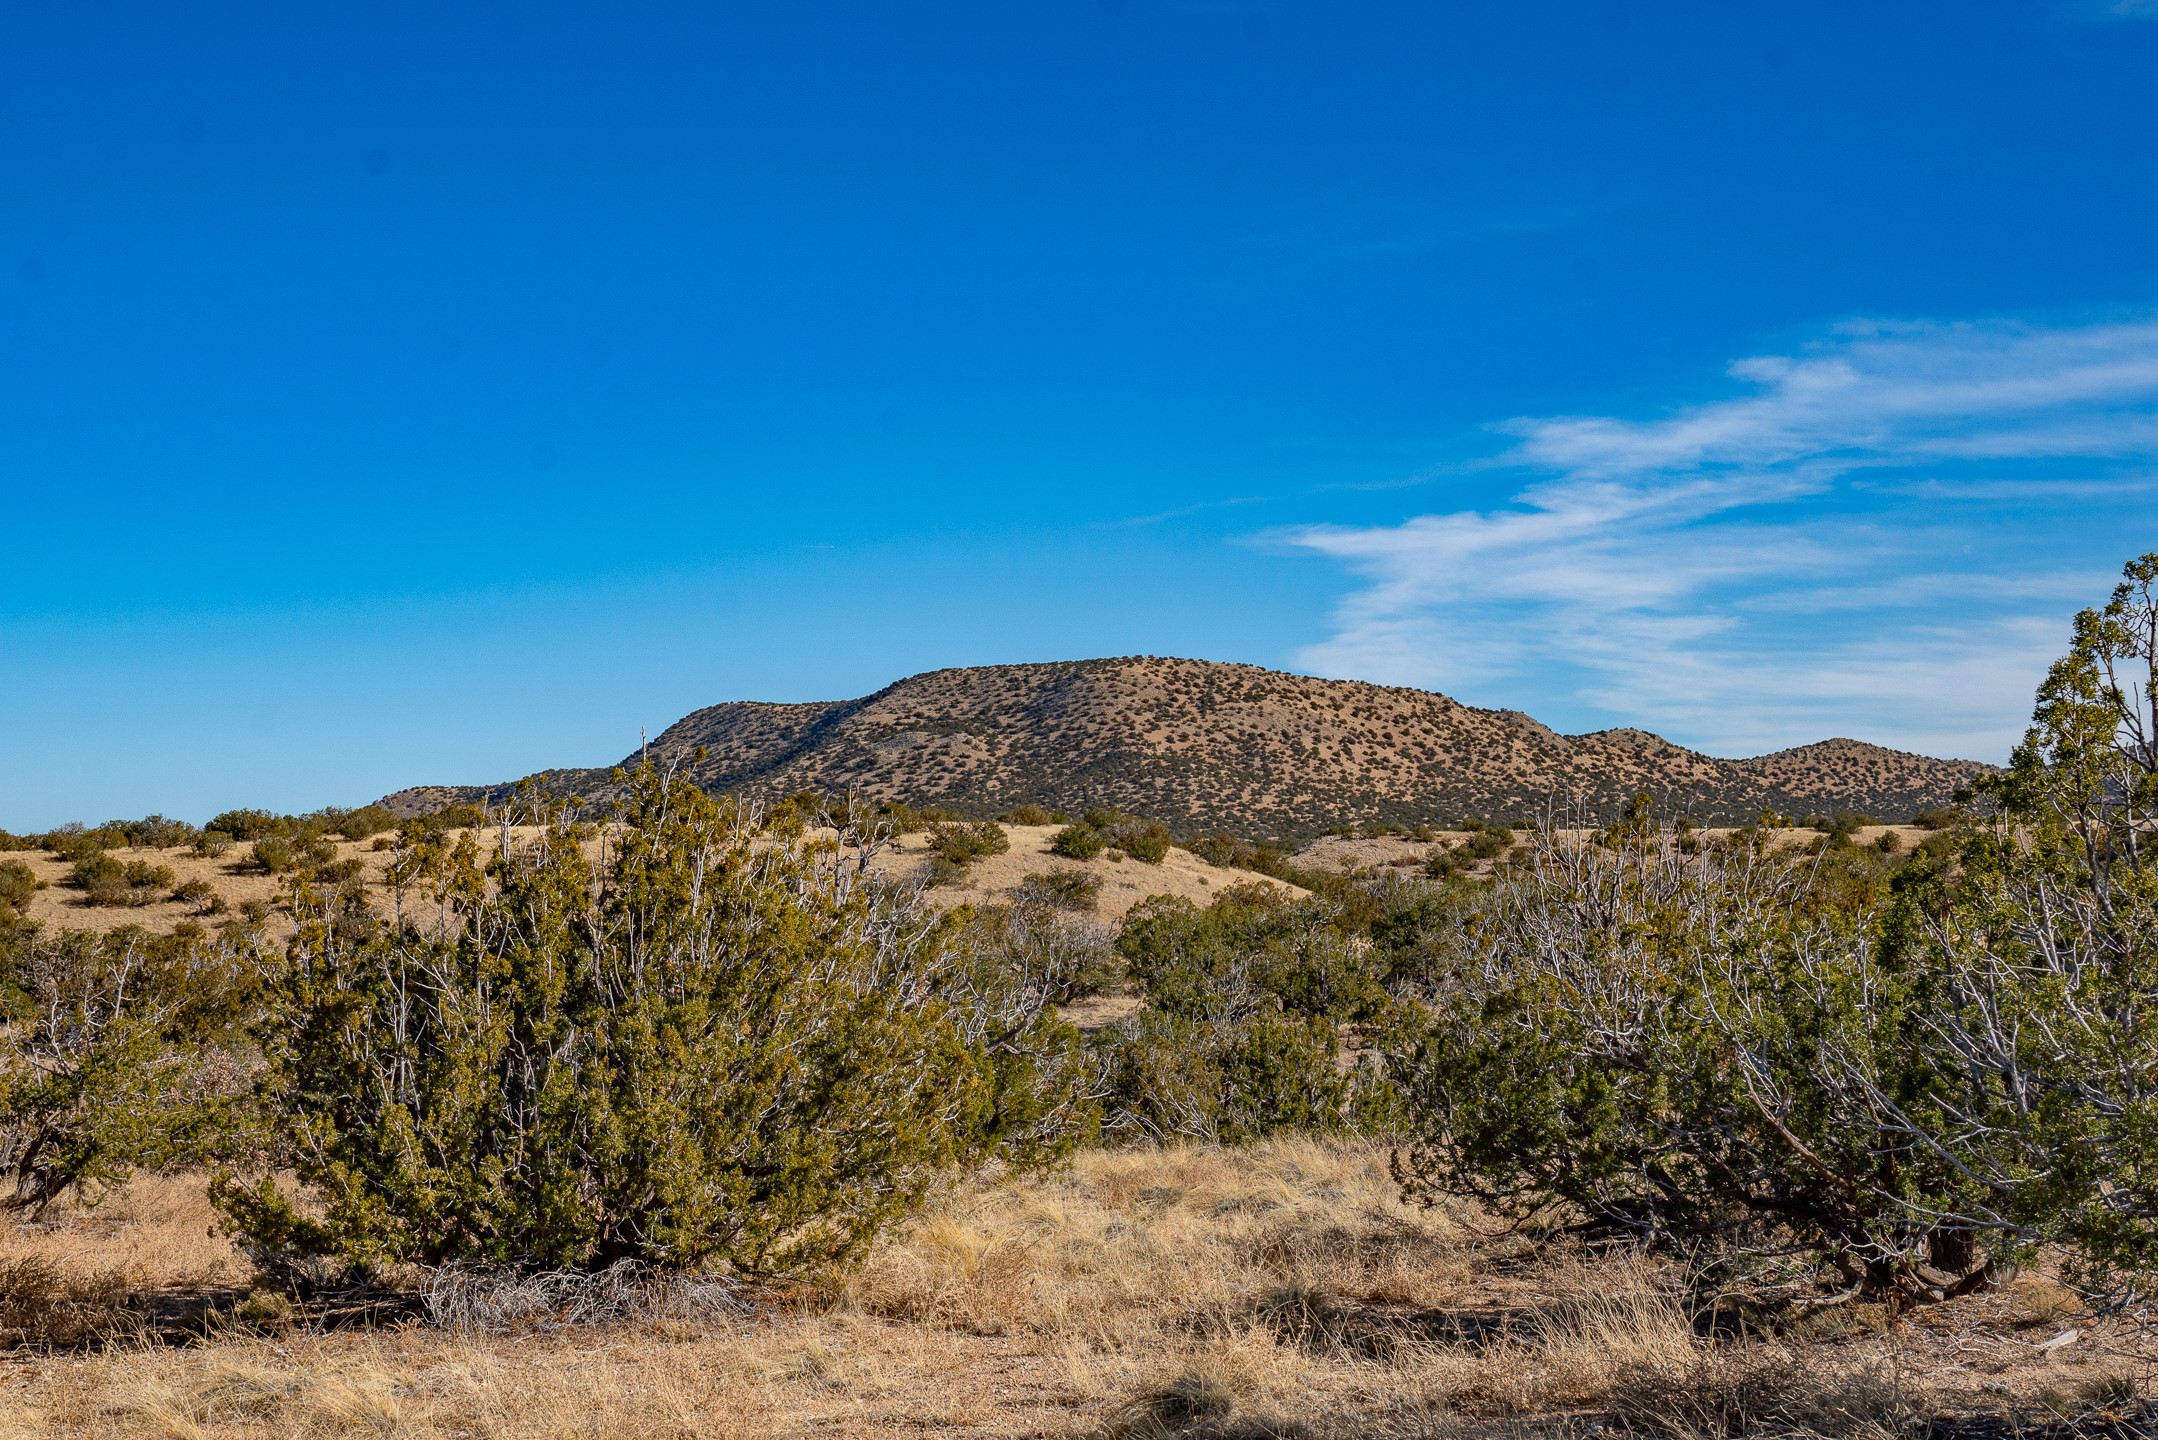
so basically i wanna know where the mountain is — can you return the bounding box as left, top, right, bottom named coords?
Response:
left=379, top=657, right=1991, bottom=839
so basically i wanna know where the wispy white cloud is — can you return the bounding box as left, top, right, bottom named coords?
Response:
left=1279, top=317, right=2158, bottom=760
left=1102, top=496, right=1264, bottom=528
left=2062, top=0, right=2158, bottom=20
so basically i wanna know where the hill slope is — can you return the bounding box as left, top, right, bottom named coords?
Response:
left=381, top=657, right=1990, bottom=838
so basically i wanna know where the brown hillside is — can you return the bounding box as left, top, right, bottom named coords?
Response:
left=381, top=657, right=1990, bottom=839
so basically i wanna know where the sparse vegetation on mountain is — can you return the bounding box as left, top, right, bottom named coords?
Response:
left=379, top=658, right=1989, bottom=838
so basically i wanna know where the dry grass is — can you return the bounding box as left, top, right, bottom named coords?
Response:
left=0, top=1176, right=251, bottom=1351
left=0, top=1143, right=2143, bottom=1438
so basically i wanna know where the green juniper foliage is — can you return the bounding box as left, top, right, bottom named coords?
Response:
left=0, top=863, right=39, bottom=913
left=71, top=854, right=176, bottom=908
left=219, top=769, right=1091, bottom=1277
left=1096, top=883, right=1399, bottom=1142
left=1051, top=810, right=1172, bottom=865
left=924, top=820, right=1011, bottom=886
left=1387, top=818, right=1974, bottom=1298
left=0, top=927, right=251, bottom=1216
left=1050, top=823, right=1107, bottom=860
left=1388, top=552, right=2158, bottom=1307
left=1872, top=552, right=2158, bottom=1299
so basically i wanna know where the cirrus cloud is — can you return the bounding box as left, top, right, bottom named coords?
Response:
left=1280, top=317, right=2158, bottom=761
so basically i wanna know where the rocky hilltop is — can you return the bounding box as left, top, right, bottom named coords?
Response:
left=381, top=657, right=1990, bottom=840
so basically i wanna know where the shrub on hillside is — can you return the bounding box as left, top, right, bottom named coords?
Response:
left=250, top=834, right=336, bottom=875
left=248, top=836, right=294, bottom=874
left=1098, top=1004, right=1370, bottom=1144
left=1185, top=833, right=1319, bottom=889
left=926, top=821, right=1009, bottom=867
left=1117, top=821, right=1171, bottom=864
left=42, top=824, right=123, bottom=863
left=1463, top=826, right=1513, bottom=861
left=1389, top=821, right=1984, bottom=1300
left=0, top=863, right=39, bottom=914
left=1118, top=888, right=1389, bottom=1025
left=1050, top=823, right=1106, bottom=860
left=206, top=810, right=284, bottom=842
left=1886, top=552, right=2158, bottom=1299
left=395, top=804, right=487, bottom=843
left=126, top=815, right=198, bottom=850
left=193, top=830, right=233, bottom=859
left=870, top=802, right=957, bottom=834
left=333, top=805, right=397, bottom=840
left=1014, top=870, right=1102, bottom=913
left=218, top=770, right=1093, bottom=1278
left=72, top=855, right=176, bottom=908
left=998, top=804, right=1063, bottom=826
left=1052, top=812, right=1172, bottom=864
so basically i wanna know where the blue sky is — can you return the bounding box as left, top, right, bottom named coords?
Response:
left=5, top=2, right=2157, bottom=827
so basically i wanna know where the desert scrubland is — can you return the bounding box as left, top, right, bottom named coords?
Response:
left=0, top=558, right=2152, bottom=1439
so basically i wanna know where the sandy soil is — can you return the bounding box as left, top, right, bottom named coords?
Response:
left=884, top=824, right=1300, bottom=922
